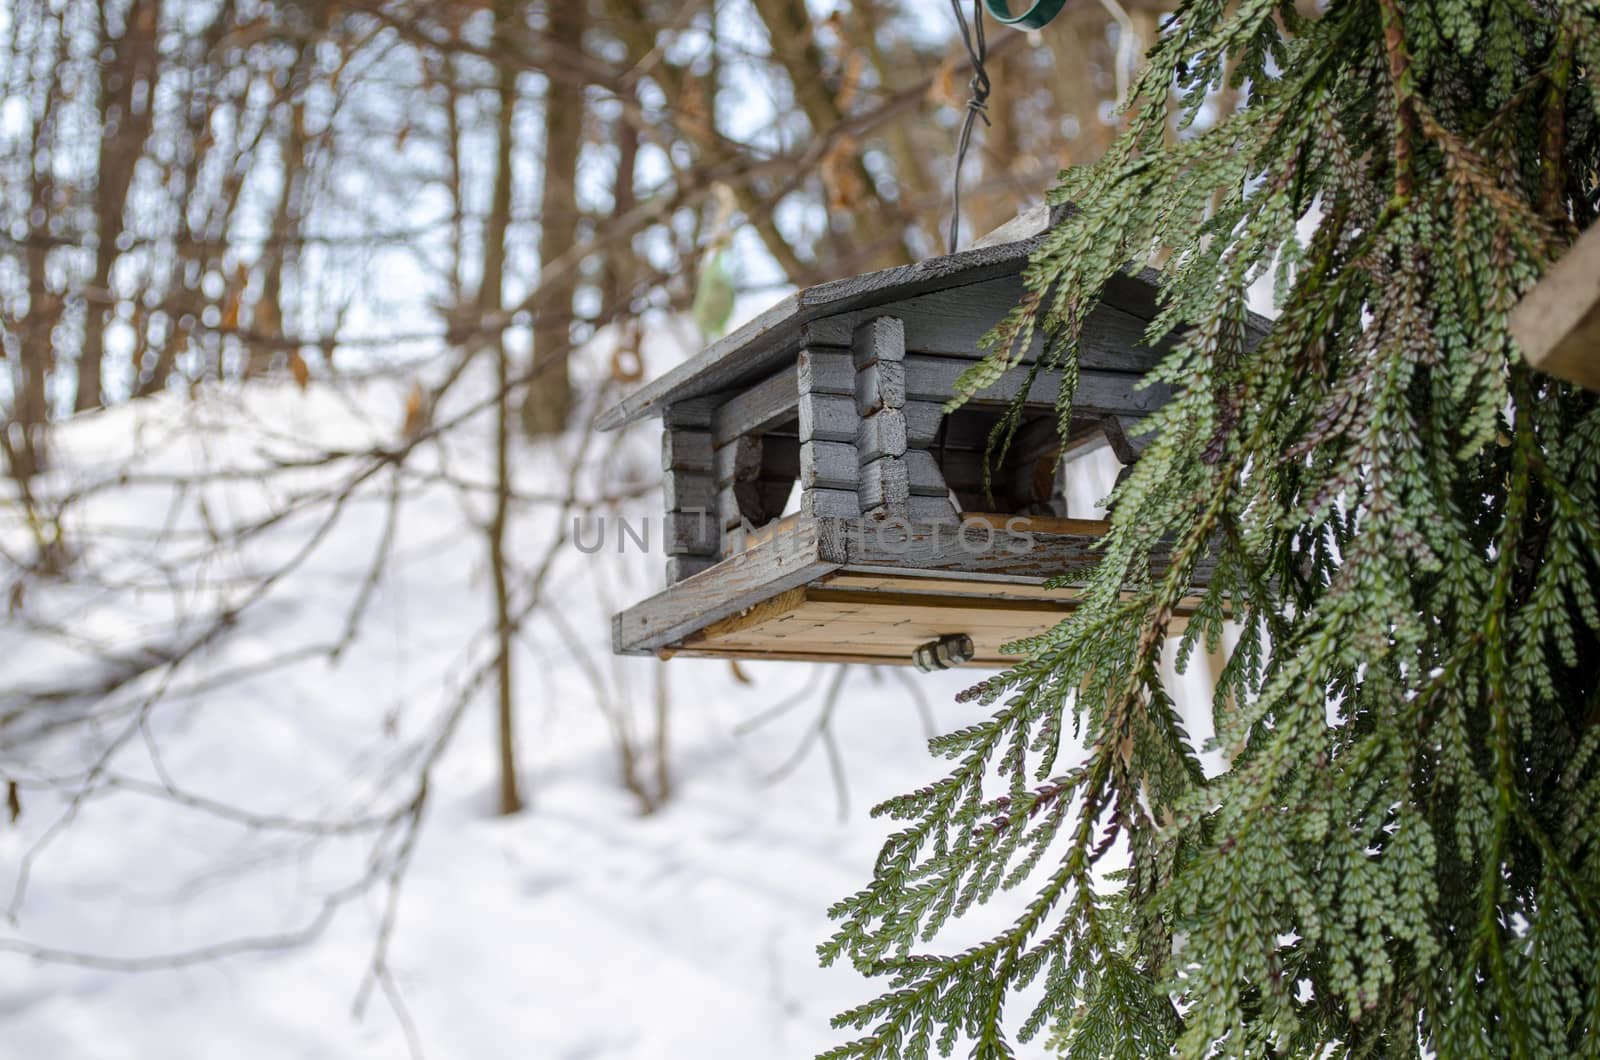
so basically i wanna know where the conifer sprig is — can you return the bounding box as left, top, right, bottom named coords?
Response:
left=824, top=0, right=1600, bottom=1055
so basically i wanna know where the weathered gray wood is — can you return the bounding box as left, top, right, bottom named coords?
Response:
left=714, top=435, right=766, bottom=536
left=903, top=449, right=949, bottom=497
left=872, top=273, right=1227, bottom=367
left=713, top=480, right=736, bottom=531
left=907, top=495, right=961, bottom=524
left=1071, top=369, right=1168, bottom=415
left=855, top=359, right=907, bottom=416
left=852, top=315, right=906, bottom=368
left=934, top=438, right=1068, bottom=515
left=718, top=482, right=764, bottom=532
left=1102, top=415, right=1156, bottom=465
left=931, top=410, right=995, bottom=452
left=614, top=517, right=848, bottom=654
left=597, top=225, right=1271, bottom=431
left=1009, top=416, right=1066, bottom=461
left=597, top=236, right=1048, bottom=431
left=714, top=435, right=763, bottom=485
left=928, top=445, right=1058, bottom=513
left=801, top=488, right=861, bottom=519
left=902, top=355, right=1169, bottom=414
left=798, top=392, right=859, bottom=444
left=969, top=202, right=1059, bottom=250
left=921, top=358, right=1057, bottom=407
left=837, top=516, right=1105, bottom=581
left=662, top=429, right=713, bottom=472
left=711, top=367, right=797, bottom=447
left=833, top=515, right=1211, bottom=587
left=1061, top=416, right=1110, bottom=457
left=796, top=348, right=855, bottom=396
left=934, top=449, right=994, bottom=496
left=800, top=440, right=858, bottom=491
left=904, top=402, right=944, bottom=448
left=859, top=457, right=910, bottom=513
left=930, top=410, right=1078, bottom=457
left=663, top=468, right=715, bottom=513
left=810, top=280, right=1168, bottom=370
left=664, top=510, right=718, bottom=555
left=666, top=555, right=719, bottom=583
left=663, top=397, right=718, bottom=428
left=857, top=409, right=908, bottom=462
left=616, top=509, right=1212, bottom=654
left=905, top=267, right=1269, bottom=364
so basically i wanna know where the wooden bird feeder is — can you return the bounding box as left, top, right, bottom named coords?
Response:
left=599, top=210, right=1204, bottom=667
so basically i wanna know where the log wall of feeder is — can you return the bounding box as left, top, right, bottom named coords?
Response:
left=849, top=316, right=962, bottom=522
left=798, top=345, right=863, bottom=520
left=661, top=404, right=719, bottom=581
left=853, top=317, right=910, bottom=518
left=599, top=216, right=1272, bottom=661
left=715, top=435, right=764, bottom=551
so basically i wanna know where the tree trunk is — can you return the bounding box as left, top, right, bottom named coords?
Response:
left=14, top=225, right=55, bottom=485
left=971, top=46, right=1020, bottom=237
left=520, top=0, right=585, bottom=437
left=485, top=3, right=524, bottom=815
left=490, top=325, right=522, bottom=817
left=747, top=0, right=912, bottom=271
left=136, top=4, right=233, bottom=396
left=9, top=9, right=69, bottom=482
left=249, top=51, right=309, bottom=380
left=1046, top=11, right=1122, bottom=166
left=603, top=0, right=820, bottom=284
left=78, top=0, right=162, bottom=411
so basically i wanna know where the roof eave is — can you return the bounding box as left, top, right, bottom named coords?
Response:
left=596, top=235, right=1045, bottom=431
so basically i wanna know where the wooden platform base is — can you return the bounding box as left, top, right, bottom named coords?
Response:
left=613, top=514, right=1210, bottom=668
left=668, top=572, right=1086, bottom=665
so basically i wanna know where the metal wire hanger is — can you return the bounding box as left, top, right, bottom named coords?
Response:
left=948, top=0, right=992, bottom=255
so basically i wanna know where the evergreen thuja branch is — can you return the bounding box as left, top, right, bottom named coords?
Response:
left=1377, top=0, right=1420, bottom=200
left=824, top=581, right=1199, bottom=1059
left=824, top=0, right=1599, bottom=1055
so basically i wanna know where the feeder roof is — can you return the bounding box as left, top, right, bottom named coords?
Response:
left=596, top=207, right=1163, bottom=431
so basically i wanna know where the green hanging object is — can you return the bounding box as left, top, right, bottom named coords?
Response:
left=982, top=0, right=1066, bottom=29
left=692, top=249, right=736, bottom=340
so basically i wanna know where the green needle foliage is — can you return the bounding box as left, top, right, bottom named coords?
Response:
left=821, top=0, right=1600, bottom=1056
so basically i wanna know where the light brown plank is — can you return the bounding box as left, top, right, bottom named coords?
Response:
left=1510, top=223, right=1600, bottom=392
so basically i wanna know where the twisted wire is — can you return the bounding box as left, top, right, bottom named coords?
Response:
left=948, top=0, right=992, bottom=254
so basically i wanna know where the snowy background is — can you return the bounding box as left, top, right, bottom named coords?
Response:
left=0, top=316, right=1229, bottom=1058
left=0, top=0, right=1267, bottom=1053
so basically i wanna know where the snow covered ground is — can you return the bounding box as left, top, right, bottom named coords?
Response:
left=1, top=654, right=974, bottom=1060
left=0, top=344, right=1084, bottom=1059
left=0, top=299, right=1226, bottom=1057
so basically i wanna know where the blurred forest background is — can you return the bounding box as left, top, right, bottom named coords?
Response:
left=2, top=0, right=1170, bottom=443
left=0, top=1, right=1191, bottom=1056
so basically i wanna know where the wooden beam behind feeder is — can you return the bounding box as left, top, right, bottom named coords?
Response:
left=598, top=209, right=1256, bottom=667
left=1510, top=222, right=1600, bottom=393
